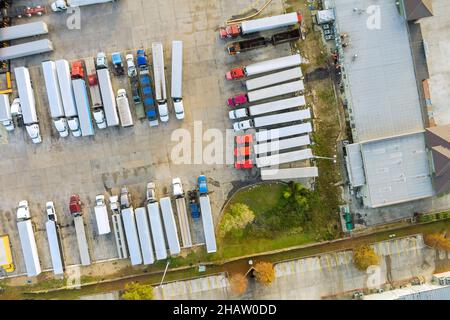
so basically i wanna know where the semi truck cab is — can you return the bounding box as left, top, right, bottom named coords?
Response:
left=227, top=94, right=248, bottom=107
left=50, top=0, right=68, bottom=12
left=17, top=200, right=30, bottom=221
left=225, top=68, right=246, bottom=80
left=67, top=117, right=82, bottom=137
left=53, top=118, right=69, bottom=138
left=26, top=124, right=42, bottom=144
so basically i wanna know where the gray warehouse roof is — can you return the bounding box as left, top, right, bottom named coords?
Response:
left=334, top=0, right=425, bottom=142
left=360, top=133, right=434, bottom=208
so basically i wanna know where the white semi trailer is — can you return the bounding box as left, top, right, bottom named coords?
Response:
left=255, top=122, right=313, bottom=143
left=254, top=135, right=311, bottom=155
left=199, top=195, right=217, bottom=254
left=121, top=207, right=142, bottom=266
left=171, top=40, right=185, bottom=120
left=146, top=201, right=168, bottom=260
left=0, top=39, right=53, bottom=60
left=256, top=149, right=314, bottom=168
left=94, top=195, right=110, bottom=235
left=0, top=22, right=48, bottom=42
left=55, top=60, right=81, bottom=137
left=116, top=89, right=133, bottom=127
left=14, top=67, right=42, bottom=144
left=244, top=67, right=303, bottom=91
left=51, top=0, right=117, bottom=12
left=110, top=196, right=128, bottom=259
left=172, top=178, right=192, bottom=248
left=226, top=54, right=302, bottom=80
left=152, top=42, right=169, bottom=122
left=45, top=203, right=64, bottom=276
left=229, top=96, right=306, bottom=120
left=261, top=167, right=319, bottom=181
left=135, top=207, right=155, bottom=265
left=233, top=108, right=311, bottom=132
left=97, top=68, right=120, bottom=127
left=72, top=78, right=95, bottom=136
left=42, top=61, right=69, bottom=138
left=159, top=197, right=181, bottom=256
left=84, top=58, right=106, bottom=129
left=16, top=200, right=41, bottom=277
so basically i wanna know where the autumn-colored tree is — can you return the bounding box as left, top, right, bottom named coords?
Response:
left=122, top=282, right=154, bottom=300
left=424, top=233, right=450, bottom=251
left=220, top=203, right=255, bottom=237
left=253, top=262, right=275, bottom=286
left=353, top=245, right=380, bottom=271
left=229, top=273, right=248, bottom=296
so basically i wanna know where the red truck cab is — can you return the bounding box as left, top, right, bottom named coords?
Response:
left=234, top=146, right=252, bottom=157
left=219, top=24, right=241, bottom=39
left=225, top=68, right=246, bottom=80
left=69, top=195, right=82, bottom=215
left=227, top=94, right=248, bottom=107
left=71, top=61, right=85, bottom=79
left=235, top=159, right=253, bottom=169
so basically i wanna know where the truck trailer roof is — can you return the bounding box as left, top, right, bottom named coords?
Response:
left=171, top=40, right=183, bottom=99
left=0, top=39, right=53, bottom=60
left=147, top=202, right=168, bottom=260
left=249, top=95, right=306, bottom=117
left=247, top=80, right=304, bottom=103
left=121, top=208, right=143, bottom=266
left=199, top=196, right=217, bottom=254
left=241, top=12, right=301, bottom=34
left=56, top=60, right=78, bottom=117
left=255, top=122, right=313, bottom=142
left=0, top=21, right=48, bottom=42
left=253, top=108, right=311, bottom=128
left=42, top=61, right=65, bottom=119
left=0, top=94, right=11, bottom=121
left=17, top=220, right=41, bottom=277
left=45, top=220, right=64, bottom=275
left=72, top=79, right=94, bottom=136
left=256, top=148, right=313, bottom=168
left=244, top=54, right=302, bottom=76
left=14, top=67, right=37, bottom=124
left=254, top=135, right=311, bottom=155
left=245, top=67, right=303, bottom=91
left=97, top=68, right=119, bottom=126
left=159, top=197, right=181, bottom=255
left=135, top=207, right=155, bottom=265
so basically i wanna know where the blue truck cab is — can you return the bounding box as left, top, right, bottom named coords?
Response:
left=198, top=175, right=208, bottom=195
left=136, top=49, right=158, bottom=125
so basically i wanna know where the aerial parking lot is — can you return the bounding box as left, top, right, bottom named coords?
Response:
left=0, top=0, right=299, bottom=279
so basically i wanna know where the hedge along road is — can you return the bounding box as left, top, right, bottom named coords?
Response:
left=24, top=218, right=450, bottom=300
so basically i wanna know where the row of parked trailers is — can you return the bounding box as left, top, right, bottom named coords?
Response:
left=228, top=54, right=319, bottom=179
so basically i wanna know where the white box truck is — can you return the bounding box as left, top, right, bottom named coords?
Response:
left=116, top=89, right=133, bottom=127
left=256, top=149, right=314, bottom=168
left=0, top=39, right=53, bottom=60
left=97, top=68, right=120, bottom=127
left=121, top=207, right=142, bottom=266
left=245, top=67, right=303, bottom=91
left=255, top=122, right=313, bottom=143
left=159, top=197, right=181, bottom=255
left=234, top=108, right=311, bottom=132
left=0, top=94, right=14, bottom=131
left=226, top=54, right=302, bottom=80
left=172, top=178, right=192, bottom=248
left=152, top=42, right=169, bottom=122
left=51, top=0, right=117, bottom=12
left=45, top=202, right=64, bottom=275
left=171, top=40, right=185, bottom=120
left=14, top=67, right=42, bottom=144
left=55, top=60, right=81, bottom=137
left=254, top=135, right=311, bottom=155
left=72, top=79, right=95, bottom=136
left=0, top=21, right=48, bottom=42
left=135, top=207, right=155, bottom=265
left=229, top=96, right=306, bottom=120
left=16, top=200, right=41, bottom=277
left=146, top=201, right=168, bottom=260
left=42, top=61, right=69, bottom=138
left=94, top=195, right=110, bottom=235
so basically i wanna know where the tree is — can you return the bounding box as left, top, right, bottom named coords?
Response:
left=424, top=233, right=450, bottom=251
left=253, top=262, right=275, bottom=286
left=353, top=245, right=380, bottom=271
left=122, top=282, right=154, bottom=300
left=229, top=273, right=248, bottom=296
left=220, top=203, right=255, bottom=237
